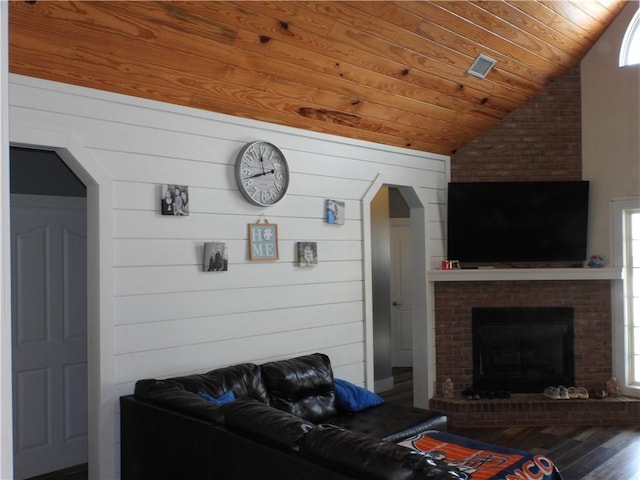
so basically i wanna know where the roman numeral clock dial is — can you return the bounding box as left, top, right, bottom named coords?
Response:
left=235, top=141, right=290, bottom=206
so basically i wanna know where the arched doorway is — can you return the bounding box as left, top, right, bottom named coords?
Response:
left=6, top=130, right=114, bottom=479
left=363, top=179, right=433, bottom=409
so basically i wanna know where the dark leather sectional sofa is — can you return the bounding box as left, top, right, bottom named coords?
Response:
left=120, top=353, right=465, bottom=479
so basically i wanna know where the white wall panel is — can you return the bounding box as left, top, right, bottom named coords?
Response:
left=319, top=344, right=365, bottom=372
left=333, top=362, right=367, bottom=384
left=114, top=261, right=362, bottom=296
left=115, top=302, right=363, bottom=355
left=9, top=74, right=449, bottom=479
left=113, top=181, right=363, bottom=220
left=114, top=238, right=362, bottom=266
left=114, top=281, right=364, bottom=325
left=113, top=210, right=363, bottom=241
left=114, top=322, right=364, bottom=384
left=100, top=151, right=233, bottom=186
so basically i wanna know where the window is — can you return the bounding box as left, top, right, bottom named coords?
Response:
left=620, top=7, right=640, bottom=67
left=628, top=211, right=640, bottom=384
left=612, top=198, right=640, bottom=395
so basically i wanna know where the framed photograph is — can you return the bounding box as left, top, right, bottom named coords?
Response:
left=203, top=242, right=228, bottom=272
left=160, top=184, right=189, bottom=216
left=297, top=242, right=318, bottom=267
left=248, top=223, right=279, bottom=261
left=325, top=199, right=345, bottom=225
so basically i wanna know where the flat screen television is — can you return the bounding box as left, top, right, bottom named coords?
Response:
left=447, top=181, right=589, bottom=266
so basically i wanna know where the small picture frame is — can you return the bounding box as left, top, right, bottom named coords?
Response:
left=325, top=199, right=345, bottom=225
left=297, top=242, right=318, bottom=267
left=160, top=184, right=189, bottom=216
left=248, top=223, right=279, bottom=261
left=203, top=242, right=228, bottom=272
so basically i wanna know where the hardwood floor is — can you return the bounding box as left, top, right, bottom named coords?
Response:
left=380, top=368, right=640, bottom=480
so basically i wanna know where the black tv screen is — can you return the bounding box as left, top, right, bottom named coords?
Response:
left=447, top=181, right=589, bottom=265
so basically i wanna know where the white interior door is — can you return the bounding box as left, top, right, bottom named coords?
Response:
left=390, top=218, right=413, bottom=367
left=11, top=194, right=87, bottom=479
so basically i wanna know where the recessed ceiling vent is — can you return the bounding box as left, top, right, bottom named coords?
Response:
left=467, top=54, right=497, bottom=79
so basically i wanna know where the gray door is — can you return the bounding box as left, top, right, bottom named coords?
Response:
left=11, top=194, right=88, bottom=479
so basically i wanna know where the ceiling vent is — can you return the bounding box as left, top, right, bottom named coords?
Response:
left=467, top=54, right=497, bottom=79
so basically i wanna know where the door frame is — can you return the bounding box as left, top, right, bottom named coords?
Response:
left=362, top=174, right=436, bottom=407
left=6, top=126, right=115, bottom=479
left=1, top=5, right=12, bottom=478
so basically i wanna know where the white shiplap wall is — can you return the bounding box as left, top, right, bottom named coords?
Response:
left=8, top=74, right=448, bottom=479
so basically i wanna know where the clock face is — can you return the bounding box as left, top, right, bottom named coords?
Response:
left=235, top=141, right=290, bottom=206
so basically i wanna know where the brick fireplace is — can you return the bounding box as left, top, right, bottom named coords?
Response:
left=434, top=280, right=612, bottom=393
left=428, top=279, right=640, bottom=427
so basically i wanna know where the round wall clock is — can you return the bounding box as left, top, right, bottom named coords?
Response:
left=235, top=141, right=290, bottom=206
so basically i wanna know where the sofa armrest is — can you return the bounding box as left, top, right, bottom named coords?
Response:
left=155, top=363, right=269, bottom=403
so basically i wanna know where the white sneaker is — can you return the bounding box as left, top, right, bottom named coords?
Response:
left=543, top=386, right=560, bottom=399
left=557, top=385, right=570, bottom=399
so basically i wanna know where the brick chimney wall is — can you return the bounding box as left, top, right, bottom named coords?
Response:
left=452, top=65, right=582, bottom=182
left=439, top=66, right=613, bottom=397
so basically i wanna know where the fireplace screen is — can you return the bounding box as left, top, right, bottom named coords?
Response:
left=472, top=307, right=575, bottom=394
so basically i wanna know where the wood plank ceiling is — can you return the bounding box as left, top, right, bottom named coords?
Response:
left=8, top=1, right=628, bottom=156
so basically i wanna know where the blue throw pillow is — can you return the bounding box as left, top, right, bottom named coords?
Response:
left=198, top=390, right=235, bottom=405
left=334, top=378, right=384, bottom=412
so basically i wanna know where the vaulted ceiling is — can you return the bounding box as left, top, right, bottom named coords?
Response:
left=8, top=1, right=628, bottom=155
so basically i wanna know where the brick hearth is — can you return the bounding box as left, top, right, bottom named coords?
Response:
left=429, top=394, right=640, bottom=428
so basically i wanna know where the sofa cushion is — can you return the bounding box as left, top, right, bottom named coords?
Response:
left=134, top=379, right=226, bottom=423
left=133, top=363, right=268, bottom=424
left=261, top=353, right=337, bottom=422
left=169, top=363, right=268, bottom=403
left=154, top=363, right=266, bottom=402
left=334, top=378, right=384, bottom=412
left=223, top=397, right=315, bottom=452
left=301, top=425, right=465, bottom=480
left=326, top=403, right=448, bottom=442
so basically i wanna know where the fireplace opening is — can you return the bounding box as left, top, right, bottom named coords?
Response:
left=472, top=307, right=574, bottom=394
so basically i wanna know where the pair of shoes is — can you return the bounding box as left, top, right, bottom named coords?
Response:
left=543, top=385, right=570, bottom=399
left=590, top=389, right=608, bottom=399
left=566, top=386, right=589, bottom=399
left=461, top=388, right=480, bottom=400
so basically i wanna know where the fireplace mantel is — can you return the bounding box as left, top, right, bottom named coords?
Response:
left=428, top=267, right=622, bottom=282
